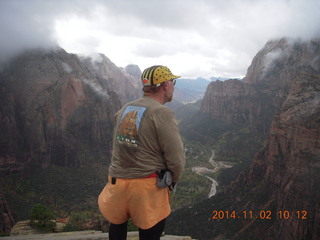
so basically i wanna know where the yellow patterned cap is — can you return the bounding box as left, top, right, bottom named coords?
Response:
left=141, top=65, right=181, bottom=87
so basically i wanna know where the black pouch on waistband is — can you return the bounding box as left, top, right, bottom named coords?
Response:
left=157, top=170, right=172, bottom=188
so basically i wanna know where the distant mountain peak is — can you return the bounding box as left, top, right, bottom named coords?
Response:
left=124, top=64, right=141, bottom=79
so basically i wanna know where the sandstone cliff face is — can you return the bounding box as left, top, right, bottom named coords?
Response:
left=200, top=38, right=320, bottom=135
left=224, top=39, right=320, bottom=239
left=241, top=66, right=320, bottom=240
left=168, top=38, right=320, bottom=240
left=0, top=48, right=142, bottom=171
left=200, top=79, right=274, bottom=133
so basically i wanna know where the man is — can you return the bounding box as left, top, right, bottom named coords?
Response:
left=98, top=65, right=185, bottom=240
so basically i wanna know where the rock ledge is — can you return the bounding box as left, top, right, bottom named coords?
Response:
left=2, top=230, right=194, bottom=240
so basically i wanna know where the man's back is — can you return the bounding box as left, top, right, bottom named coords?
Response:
left=109, top=96, right=184, bottom=182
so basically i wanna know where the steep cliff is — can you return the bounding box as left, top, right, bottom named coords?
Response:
left=0, top=47, right=142, bottom=234
left=0, top=48, right=142, bottom=171
left=237, top=63, right=320, bottom=239
left=200, top=38, right=320, bottom=136
left=200, top=79, right=274, bottom=133
left=1, top=48, right=110, bottom=170
left=167, top=38, right=320, bottom=240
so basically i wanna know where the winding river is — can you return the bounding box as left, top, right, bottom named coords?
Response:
left=192, top=150, right=233, bottom=198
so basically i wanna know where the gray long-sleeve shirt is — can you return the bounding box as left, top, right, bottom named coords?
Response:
left=108, top=97, right=185, bottom=182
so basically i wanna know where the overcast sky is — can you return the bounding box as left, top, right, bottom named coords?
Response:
left=0, top=0, right=319, bottom=79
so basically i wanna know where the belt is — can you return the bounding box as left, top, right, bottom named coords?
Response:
left=111, top=172, right=157, bottom=185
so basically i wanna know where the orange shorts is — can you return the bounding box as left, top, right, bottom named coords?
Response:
left=98, top=176, right=171, bottom=229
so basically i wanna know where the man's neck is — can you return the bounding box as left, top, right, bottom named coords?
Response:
left=143, top=93, right=165, bottom=105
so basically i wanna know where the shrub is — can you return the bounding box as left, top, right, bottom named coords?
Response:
left=30, top=204, right=56, bottom=231
left=63, top=211, right=90, bottom=232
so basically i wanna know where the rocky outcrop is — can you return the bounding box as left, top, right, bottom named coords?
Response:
left=9, top=221, right=38, bottom=236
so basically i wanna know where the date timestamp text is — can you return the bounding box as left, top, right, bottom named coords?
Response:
left=212, top=210, right=308, bottom=220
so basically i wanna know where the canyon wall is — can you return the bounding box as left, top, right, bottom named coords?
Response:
left=0, top=47, right=142, bottom=233
left=168, top=38, right=320, bottom=240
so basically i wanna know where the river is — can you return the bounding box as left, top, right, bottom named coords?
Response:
left=192, top=150, right=233, bottom=198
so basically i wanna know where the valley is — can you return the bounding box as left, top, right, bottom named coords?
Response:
left=1, top=37, right=320, bottom=240
left=192, top=150, right=233, bottom=198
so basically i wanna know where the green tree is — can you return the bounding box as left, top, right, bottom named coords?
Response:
left=30, top=204, right=56, bottom=231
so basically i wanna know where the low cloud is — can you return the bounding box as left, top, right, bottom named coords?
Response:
left=1, top=0, right=320, bottom=78
left=82, top=78, right=110, bottom=99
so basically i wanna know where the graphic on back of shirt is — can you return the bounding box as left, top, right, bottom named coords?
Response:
left=116, top=106, right=147, bottom=147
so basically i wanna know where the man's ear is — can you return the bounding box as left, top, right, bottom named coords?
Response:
left=162, top=83, right=168, bottom=90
